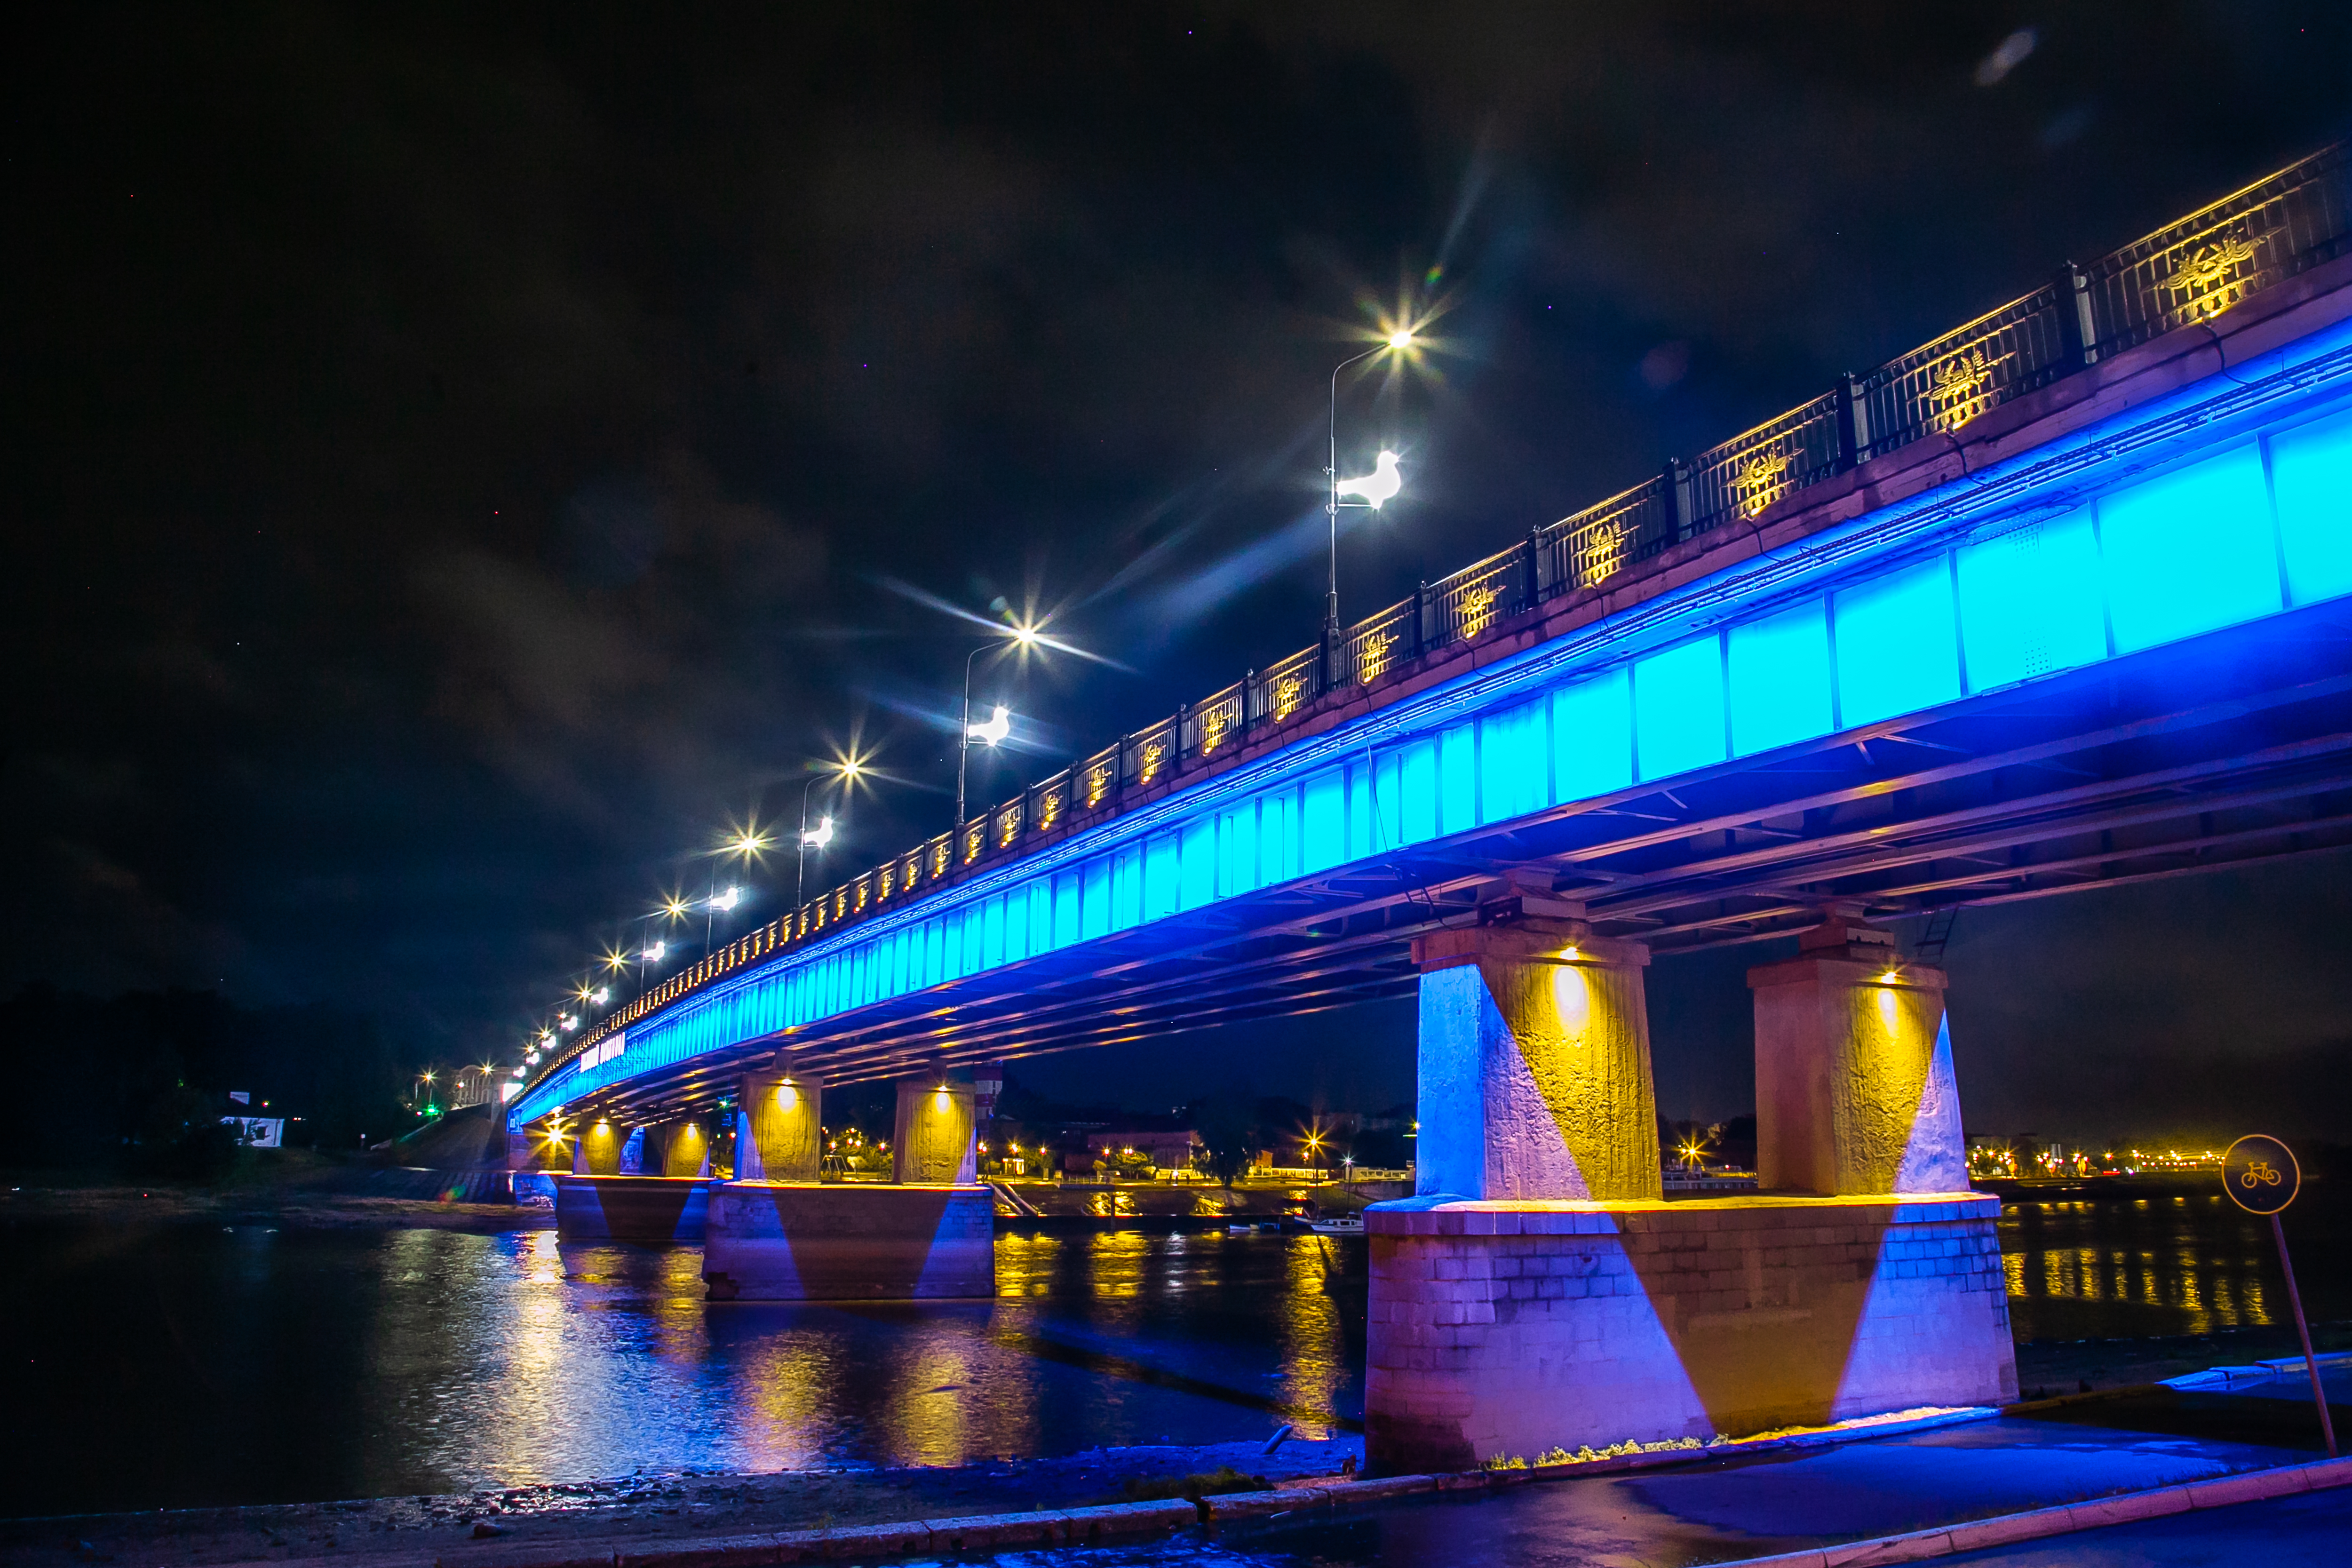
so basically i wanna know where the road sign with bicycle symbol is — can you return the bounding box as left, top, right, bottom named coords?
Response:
left=2222, top=1134, right=2299, bottom=1215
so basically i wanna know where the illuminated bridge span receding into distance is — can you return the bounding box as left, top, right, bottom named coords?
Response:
left=514, top=143, right=2352, bottom=1137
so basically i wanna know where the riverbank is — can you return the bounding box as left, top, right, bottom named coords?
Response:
left=0, top=1437, right=1362, bottom=1568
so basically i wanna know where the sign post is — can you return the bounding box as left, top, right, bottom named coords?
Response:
left=2223, top=1134, right=2336, bottom=1457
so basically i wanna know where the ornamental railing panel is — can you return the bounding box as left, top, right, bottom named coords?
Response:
left=991, top=796, right=1025, bottom=852
left=1339, top=597, right=1417, bottom=688
left=1030, top=768, right=1072, bottom=835
left=1183, top=682, right=1247, bottom=762
left=1537, top=475, right=1669, bottom=594
left=1683, top=392, right=1842, bottom=538
left=1854, top=286, right=2074, bottom=462
left=1423, top=542, right=1531, bottom=652
left=1123, top=716, right=1178, bottom=791
left=2084, top=143, right=2352, bottom=360
left=1248, top=645, right=1322, bottom=729
left=1075, top=743, right=1121, bottom=812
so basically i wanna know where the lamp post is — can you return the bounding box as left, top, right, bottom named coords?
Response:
left=795, top=757, right=861, bottom=903
left=1324, top=329, right=1415, bottom=654
left=956, top=624, right=1039, bottom=829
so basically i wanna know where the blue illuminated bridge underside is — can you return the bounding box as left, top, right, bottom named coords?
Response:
left=515, top=281, right=2352, bottom=1131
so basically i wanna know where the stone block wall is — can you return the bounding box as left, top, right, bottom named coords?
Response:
left=1365, top=1193, right=2014, bottom=1473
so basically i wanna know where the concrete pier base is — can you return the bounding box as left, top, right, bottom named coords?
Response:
left=1363, top=1193, right=2015, bottom=1474
left=554, top=1174, right=710, bottom=1242
left=703, top=1182, right=995, bottom=1300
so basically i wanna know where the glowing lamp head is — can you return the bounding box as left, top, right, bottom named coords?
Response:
left=1880, top=969, right=1900, bottom=985
left=801, top=816, right=834, bottom=850
left=1335, top=450, right=1403, bottom=510
left=1386, top=328, right=1414, bottom=350
left=1009, top=622, right=1041, bottom=648
left=710, top=886, right=741, bottom=912
left=967, top=705, right=1011, bottom=746
left=642, top=940, right=666, bottom=962
left=589, top=987, right=610, bottom=1005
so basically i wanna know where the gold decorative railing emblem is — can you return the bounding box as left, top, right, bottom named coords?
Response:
left=998, top=810, right=1019, bottom=848
left=1038, top=790, right=1061, bottom=828
left=1579, top=522, right=1625, bottom=586
left=1270, top=673, right=1306, bottom=722
left=1200, top=706, right=1232, bottom=754
left=853, top=881, right=868, bottom=912
left=2169, top=229, right=2266, bottom=319
left=1139, top=739, right=1168, bottom=784
left=1927, top=346, right=2011, bottom=432
left=1084, top=763, right=1113, bottom=807
left=1356, top=629, right=1398, bottom=684
left=877, top=864, right=894, bottom=900
left=1457, top=583, right=1500, bottom=639
left=931, top=842, right=950, bottom=878
left=1733, top=447, right=1798, bottom=517
left=962, top=824, right=983, bottom=863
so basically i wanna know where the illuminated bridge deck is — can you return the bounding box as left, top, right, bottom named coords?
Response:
left=514, top=145, right=2352, bottom=1130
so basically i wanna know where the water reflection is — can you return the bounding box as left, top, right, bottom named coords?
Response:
left=1998, top=1191, right=2315, bottom=1340
left=0, top=1224, right=1366, bottom=1516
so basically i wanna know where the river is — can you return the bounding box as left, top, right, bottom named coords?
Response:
left=4, top=1183, right=2342, bottom=1518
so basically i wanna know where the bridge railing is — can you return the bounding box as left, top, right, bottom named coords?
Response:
left=1247, top=644, right=1324, bottom=730
left=529, top=140, right=2352, bottom=1088
left=2086, top=143, right=2352, bottom=360
left=1422, top=540, right=1535, bottom=653
left=1183, top=680, right=1248, bottom=763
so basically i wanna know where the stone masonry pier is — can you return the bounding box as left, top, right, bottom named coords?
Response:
left=1366, top=1192, right=2013, bottom=1472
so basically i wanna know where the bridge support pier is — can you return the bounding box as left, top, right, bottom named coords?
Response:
left=648, top=1118, right=713, bottom=1179
left=892, top=1075, right=978, bottom=1185
left=1410, top=915, right=1661, bottom=1201
left=703, top=1071, right=993, bottom=1302
left=1748, top=915, right=1966, bottom=1194
left=735, top=1066, right=824, bottom=1182
left=1365, top=910, right=2013, bottom=1475
left=572, top=1118, right=627, bottom=1176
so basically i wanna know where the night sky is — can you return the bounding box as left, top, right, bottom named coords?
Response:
left=11, top=5, right=2352, bottom=1141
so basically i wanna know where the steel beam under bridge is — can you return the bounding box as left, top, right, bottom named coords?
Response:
left=515, top=281, right=2352, bottom=1134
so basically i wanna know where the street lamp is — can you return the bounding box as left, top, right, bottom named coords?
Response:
left=956, top=622, right=1041, bottom=828
left=1324, top=327, right=1415, bottom=651
left=795, top=756, right=863, bottom=903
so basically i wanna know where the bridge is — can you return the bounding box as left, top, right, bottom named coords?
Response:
left=512, top=145, right=2352, bottom=1471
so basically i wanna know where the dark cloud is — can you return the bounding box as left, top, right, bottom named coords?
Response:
left=6, top=2, right=2350, bottom=1127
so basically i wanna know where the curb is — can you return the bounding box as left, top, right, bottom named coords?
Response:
left=1700, top=1454, right=2352, bottom=1567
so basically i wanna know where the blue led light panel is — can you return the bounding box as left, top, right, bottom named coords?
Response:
left=1633, top=637, right=1728, bottom=781
left=2098, top=442, right=2279, bottom=654
left=1835, top=557, right=1960, bottom=727
left=2271, top=407, right=2352, bottom=605
left=1728, top=600, right=1833, bottom=756
left=1957, top=509, right=2107, bottom=691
